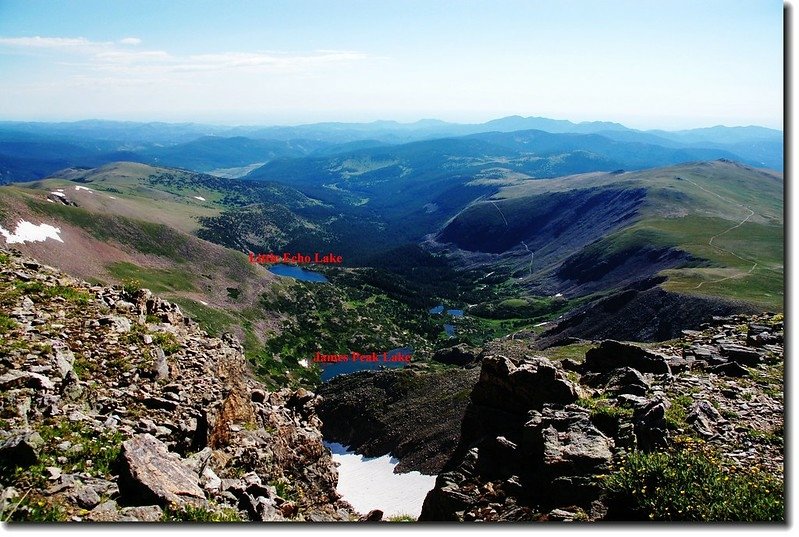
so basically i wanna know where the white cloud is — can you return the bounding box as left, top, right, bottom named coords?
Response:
left=0, top=36, right=109, bottom=53
left=0, top=35, right=367, bottom=73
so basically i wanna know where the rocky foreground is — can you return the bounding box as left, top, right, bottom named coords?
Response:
left=419, top=314, right=784, bottom=521
left=0, top=247, right=355, bottom=522
left=0, top=244, right=785, bottom=523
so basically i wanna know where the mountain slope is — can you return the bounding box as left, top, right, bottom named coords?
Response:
left=431, top=160, right=783, bottom=311
left=0, top=247, right=355, bottom=521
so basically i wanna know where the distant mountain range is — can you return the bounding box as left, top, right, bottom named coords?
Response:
left=0, top=116, right=783, bottom=184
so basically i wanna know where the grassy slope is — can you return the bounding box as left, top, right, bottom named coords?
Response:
left=0, top=164, right=279, bottom=347
left=458, top=160, right=783, bottom=310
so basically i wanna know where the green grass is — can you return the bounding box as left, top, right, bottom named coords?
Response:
left=603, top=439, right=784, bottom=521
left=542, top=342, right=596, bottom=362
left=577, top=396, right=634, bottom=421
left=3, top=495, right=68, bottom=522
left=170, top=298, right=236, bottom=338
left=161, top=504, right=242, bottom=522
left=27, top=199, right=191, bottom=262
left=107, top=261, right=196, bottom=293
left=152, top=331, right=181, bottom=355
left=0, top=313, right=16, bottom=335
left=13, top=281, right=91, bottom=305
left=386, top=513, right=416, bottom=522
left=664, top=394, right=693, bottom=430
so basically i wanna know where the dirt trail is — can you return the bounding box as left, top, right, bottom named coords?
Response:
left=682, top=178, right=759, bottom=289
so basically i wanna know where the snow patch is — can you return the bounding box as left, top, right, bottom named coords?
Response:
left=47, top=199, right=54, bottom=203
left=199, top=300, right=208, bottom=306
left=0, top=220, right=64, bottom=245
left=193, top=196, right=206, bottom=201
left=50, top=191, right=66, bottom=198
left=74, top=185, right=93, bottom=192
left=108, top=196, right=117, bottom=200
left=325, top=442, right=436, bottom=519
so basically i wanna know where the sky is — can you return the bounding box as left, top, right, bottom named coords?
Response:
left=0, top=0, right=785, bottom=129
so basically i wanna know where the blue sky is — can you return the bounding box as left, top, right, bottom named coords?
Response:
left=0, top=0, right=784, bottom=129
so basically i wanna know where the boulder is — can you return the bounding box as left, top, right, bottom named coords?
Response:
left=471, top=356, right=578, bottom=413
left=521, top=405, right=613, bottom=506
left=584, top=340, right=671, bottom=375
left=602, top=367, right=649, bottom=396
left=116, top=434, right=205, bottom=507
left=0, top=370, right=55, bottom=391
left=0, top=432, right=44, bottom=466
left=687, top=400, right=726, bottom=438
left=432, top=344, right=481, bottom=366
left=632, top=399, right=669, bottom=451
left=719, top=344, right=764, bottom=366
left=707, top=361, right=749, bottom=377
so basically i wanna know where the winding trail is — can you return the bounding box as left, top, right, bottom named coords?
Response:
left=490, top=201, right=509, bottom=227
left=521, top=241, right=534, bottom=277
left=682, top=178, right=759, bottom=289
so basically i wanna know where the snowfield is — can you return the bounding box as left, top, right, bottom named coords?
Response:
left=74, top=185, right=93, bottom=192
left=325, top=442, right=436, bottom=519
left=0, top=220, right=64, bottom=244
left=194, top=196, right=206, bottom=201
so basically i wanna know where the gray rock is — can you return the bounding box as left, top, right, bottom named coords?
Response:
left=119, top=505, right=164, bottom=522
left=116, top=434, right=205, bottom=507
left=53, top=346, right=75, bottom=378
left=584, top=340, right=671, bottom=375
left=633, top=399, right=670, bottom=451
left=707, top=361, right=750, bottom=377
left=0, top=432, right=44, bottom=466
left=99, top=315, right=131, bottom=333
left=70, top=485, right=102, bottom=509
left=201, top=467, right=222, bottom=492
left=471, top=356, right=578, bottom=413
left=87, top=500, right=121, bottom=522
left=183, top=446, right=213, bottom=475
left=687, top=400, right=726, bottom=438
left=602, top=367, right=649, bottom=396
left=432, top=344, right=481, bottom=366
left=0, top=370, right=55, bottom=391
left=719, top=344, right=764, bottom=366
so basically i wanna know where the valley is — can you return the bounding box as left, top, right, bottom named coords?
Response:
left=0, top=117, right=784, bottom=523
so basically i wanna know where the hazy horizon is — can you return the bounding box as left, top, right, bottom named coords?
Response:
left=0, top=114, right=784, bottom=133
left=0, top=0, right=784, bottom=130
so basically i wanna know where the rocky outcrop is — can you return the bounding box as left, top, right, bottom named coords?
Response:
left=432, top=344, right=481, bottom=366
left=318, top=365, right=479, bottom=474
left=583, top=340, right=671, bottom=375
left=0, top=247, right=354, bottom=522
left=420, top=313, right=784, bottom=522
left=470, top=356, right=578, bottom=413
